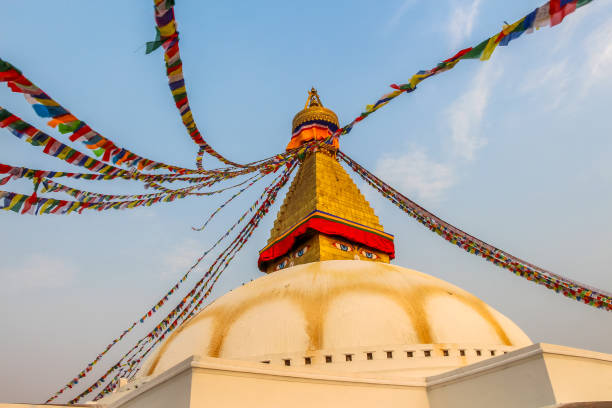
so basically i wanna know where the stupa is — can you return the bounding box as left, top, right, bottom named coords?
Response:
left=136, top=90, right=531, bottom=381
left=5, top=90, right=611, bottom=408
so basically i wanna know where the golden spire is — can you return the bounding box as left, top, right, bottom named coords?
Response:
left=258, top=151, right=394, bottom=273
left=260, top=90, right=395, bottom=273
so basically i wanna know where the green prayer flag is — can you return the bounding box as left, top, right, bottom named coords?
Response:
left=9, top=195, right=27, bottom=213
left=0, top=59, right=19, bottom=73
left=462, top=39, right=489, bottom=59
left=64, top=149, right=77, bottom=161
left=0, top=109, right=11, bottom=121
left=44, top=200, right=59, bottom=214
left=173, top=92, right=187, bottom=102
left=10, top=120, right=30, bottom=132
left=166, top=60, right=181, bottom=69
left=145, top=28, right=162, bottom=54
left=58, top=121, right=81, bottom=134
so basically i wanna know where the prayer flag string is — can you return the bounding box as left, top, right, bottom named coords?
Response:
left=333, top=0, right=594, bottom=140
left=0, top=162, right=252, bottom=187
left=0, top=107, right=194, bottom=183
left=191, top=167, right=287, bottom=231
left=339, top=150, right=612, bottom=312
left=0, top=59, right=216, bottom=175
left=0, top=57, right=288, bottom=176
left=55, top=159, right=297, bottom=404
left=0, top=168, right=265, bottom=215
left=147, top=0, right=252, bottom=169
left=40, top=173, right=260, bottom=203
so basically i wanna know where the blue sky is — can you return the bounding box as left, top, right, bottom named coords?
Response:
left=1, top=0, right=612, bottom=403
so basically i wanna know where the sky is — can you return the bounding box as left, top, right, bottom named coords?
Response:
left=1, top=0, right=612, bottom=403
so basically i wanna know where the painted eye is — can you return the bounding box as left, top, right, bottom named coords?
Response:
left=334, top=242, right=352, bottom=252
left=361, top=250, right=378, bottom=260
left=276, top=260, right=288, bottom=270
left=295, top=245, right=309, bottom=257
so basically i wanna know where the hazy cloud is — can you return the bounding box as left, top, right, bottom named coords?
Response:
left=384, top=0, right=418, bottom=34
left=372, top=60, right=501, bottom=201
left=446, top=62, right=501, bottom=160
left=520, top=59, right=570, bottom=111
left=160, top=239, right=203, bottom=279
left=1, top=254, right=77, bottom=290
left=447, top=0, right=482, bottom=48
left=584, top=16, right=612, bottom=87
left=375, top=148, right=455, bottom=202
left=520, top=13, right=612, bottom=106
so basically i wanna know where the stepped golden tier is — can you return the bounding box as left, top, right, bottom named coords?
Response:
left=52, top=90, right=612, bottom=408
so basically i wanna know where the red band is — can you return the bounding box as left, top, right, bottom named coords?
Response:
left=258, top=214, right=395, bottom=267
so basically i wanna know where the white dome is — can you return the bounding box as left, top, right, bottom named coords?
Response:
left=140, top=260, right=530, bottom=377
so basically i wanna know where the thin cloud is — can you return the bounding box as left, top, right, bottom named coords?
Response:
left=384, top=0, right=418, bottom=34
left=447, top=0, right=482, bottom=48
left=161, top=239, right=203, bottom=280
left=372, top=61, right=501, bottom=202
left=519, top=12, right=612, bottom=104
left=584, top=16, right=612, bottom=88
left=375, top=148, right=455, bottom=202
left=446, top=62, right=501, bottom=161
left=520, top=59, right=570, bottom=110
left=1, top=254, right=77, bottom=290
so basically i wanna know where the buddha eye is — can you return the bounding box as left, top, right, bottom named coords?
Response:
left=361, top=250, right=378, bottom=260
left=295, top=245, right=309, bottom=257
left=276, top=259, right=288, bottom=270
left=334, top=242, right=352, bottom=252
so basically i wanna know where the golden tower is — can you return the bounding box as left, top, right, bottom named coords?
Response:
left=258, top=89, right=394, bottom=272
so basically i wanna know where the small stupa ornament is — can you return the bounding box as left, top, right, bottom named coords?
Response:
left=286, top=88, right=340, bottom=151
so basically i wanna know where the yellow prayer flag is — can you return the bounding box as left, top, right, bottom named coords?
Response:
left=171, top=86, right=187, bottom=96
left=168, top=66, right=183, bottom=76
left=83, top=158, right=95, bottom=168
left=32, top=97, right=60, bottom=107
left=66, top=201, right=81, bottom=214
left=7, top=194, right=24, bottom=211
left=480, top=36, right=499, bottom=61
left=181, top=111, right=193, bottom=122
left=39, top=199, right=56, bottom=214
left=482, top=18, right=524, bottom=61
left=503, top=17, right=525, bottom=36
left=56, top=146, right=72, bottom=160
left=409, top=73, right=429, bottom=88
left=158, top=21, right=176, bottom=37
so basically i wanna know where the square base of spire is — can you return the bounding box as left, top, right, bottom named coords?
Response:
left=262, top=232, right=390, bottom=274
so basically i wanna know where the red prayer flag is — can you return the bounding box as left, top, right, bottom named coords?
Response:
left=443, top=47, right=473, bottom=63
left=21, top=192, right=38, bottom=215
left=0, top=115, right=19, bottom=128
left=69, top=125, right=92, bottom=142
left=0, top=70, right=21, bottom=82
left=550, top=0, right=577, bottom=26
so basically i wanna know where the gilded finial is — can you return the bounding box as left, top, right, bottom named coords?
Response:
left=305, top=87, right=323, bottom=109
left=292, top=88, right=339, bottom=132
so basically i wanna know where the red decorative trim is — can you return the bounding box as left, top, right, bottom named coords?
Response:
left=258, top=213, right=395, bottom=267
